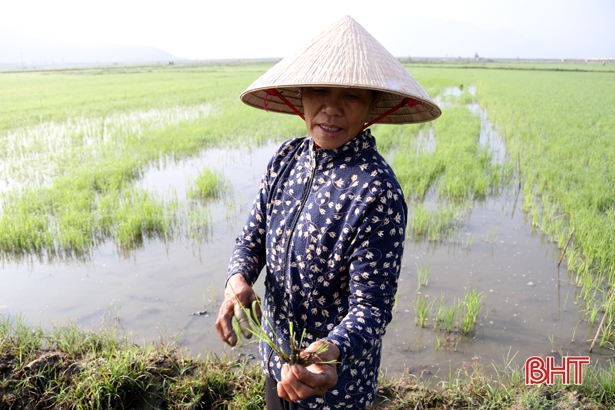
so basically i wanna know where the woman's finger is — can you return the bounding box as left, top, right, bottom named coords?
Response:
left=278, top=364, right=302, bottom=402
left=214, top=300, right=237, bottom=346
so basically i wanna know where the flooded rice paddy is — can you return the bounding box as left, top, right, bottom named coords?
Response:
left=2, top=150, right=604, bottom=378
left=0, top=90, right=609, bottom=380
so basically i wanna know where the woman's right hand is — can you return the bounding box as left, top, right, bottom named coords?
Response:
left=214, top=274, right=260, bottom=346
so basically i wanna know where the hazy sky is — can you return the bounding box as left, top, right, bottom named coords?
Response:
left=2, top=0, right=614, bottom=59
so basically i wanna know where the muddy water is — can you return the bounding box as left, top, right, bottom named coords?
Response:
left=0, top=113, right=608, bottom=379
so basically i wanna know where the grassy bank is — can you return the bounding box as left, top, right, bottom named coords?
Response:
left=1, top=317, right=614, bottom=409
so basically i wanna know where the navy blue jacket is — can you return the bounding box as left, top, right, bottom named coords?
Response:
left=227, top=130, right=407, bottom=409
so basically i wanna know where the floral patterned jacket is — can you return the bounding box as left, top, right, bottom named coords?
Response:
left=227, top=129, right=407, bottom=409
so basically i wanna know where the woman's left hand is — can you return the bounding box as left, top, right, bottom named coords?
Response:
left=277, top=341, right=340, bottom=402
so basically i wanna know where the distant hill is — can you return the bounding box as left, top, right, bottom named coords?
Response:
left=0, top=27, right=183, bottom=68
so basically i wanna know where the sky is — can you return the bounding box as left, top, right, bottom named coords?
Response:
left=1, top=0, right=614, bottom=60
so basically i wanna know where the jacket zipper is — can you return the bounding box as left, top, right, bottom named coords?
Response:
left=267, top=145, right=319, bottom=372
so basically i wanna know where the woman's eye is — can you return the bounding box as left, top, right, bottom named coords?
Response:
left=345, top=94, right=361, bottom=100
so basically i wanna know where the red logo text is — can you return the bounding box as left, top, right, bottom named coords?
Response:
left=525, top=356, right=590, bottom=385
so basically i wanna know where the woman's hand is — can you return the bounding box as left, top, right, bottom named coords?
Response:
left=214, top=274, right=260, bottom=346
left=277, top=341, right=340, bottom=402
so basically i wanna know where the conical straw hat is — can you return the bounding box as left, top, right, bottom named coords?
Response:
left=240, top=15, right=441, bottom=125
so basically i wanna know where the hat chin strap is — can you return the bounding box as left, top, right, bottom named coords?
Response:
left=361, top=98, right=425, bottom=131
left=264, top=89, right=305, bottom=120
left=263, top=89, right=425, bottom=130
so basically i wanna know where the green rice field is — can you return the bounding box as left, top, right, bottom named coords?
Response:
left=1, top=61, right=615, bottom=407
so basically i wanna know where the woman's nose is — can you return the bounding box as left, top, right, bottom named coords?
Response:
left=322, top=95, right=342, bottom=116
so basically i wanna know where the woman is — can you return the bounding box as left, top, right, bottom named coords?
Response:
left=215, top=16, right=440, bottom=410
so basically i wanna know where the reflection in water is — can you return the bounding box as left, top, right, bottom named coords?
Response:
left=0, top=108, right=607, bottom=379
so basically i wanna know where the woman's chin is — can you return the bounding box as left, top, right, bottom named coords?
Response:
left=312, top=133, right=351, bottom=150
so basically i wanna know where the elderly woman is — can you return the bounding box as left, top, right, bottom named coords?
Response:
left=215, top=16, right=440, bottom=410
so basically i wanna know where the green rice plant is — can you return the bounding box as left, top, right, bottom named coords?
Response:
left=458, top=287, right=485, bottom=335
left=113, top=189, right=173, bottom=248
left=371, top=121, right=422, bottom=157
left=459, top=90, right=474, bottom=105
left=231, top=317, right=244, bottom=348
left=485, top=228, right=498, bottom=244
left=596, top=295, right=615, bottom=348
left=434, top=295, right=457, bottom=333
left=408, top=203, right=467, bottom=242
left=231, top=289, right=335, bottom=366
left=414, top=294, right=435, bottom=328
left=416, top=263, right=431, bottom=289
left=441, top=304, right=457, bottom=333
left=188, top=167, right=230, bottom=200
left=433, top=295, right=444, bottom=332
left=387, top=102, right=508, bottom=204
left=571, top=320, right=581, bottom=342
left=204, top=281, right=218, bottom=309
left=463, top=232, right=474, bottom=249
left=187, top=206, right=212, bottom=243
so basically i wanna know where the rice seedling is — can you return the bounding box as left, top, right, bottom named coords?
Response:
left=413, top=294, right=435, bottom=328
left=381, top=96, right=509, bottom=210
left=439, top=301, right=457, bottom=333
left=408, top=202, right=467, bottom=242
left=462, top=232, right=474, bottom=249
left=231, top=289, right=336, bottom=366
left=459, top=287, right=485, bottom=335
left=188, top=167, right=231, bottom=200
left=204, top=281, right=218, bottom=309
left=416, top=263, right=431, bottom=289
left=186, top=206, right=212, bottom=243
left=485, top=228, right=499, bottom=244
left=231, top=316, right=244, bottom=348
left=548, top=334, right=556, bottom=353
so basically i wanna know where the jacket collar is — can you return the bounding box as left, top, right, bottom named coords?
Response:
left=308, top=129, right=375, bottom=165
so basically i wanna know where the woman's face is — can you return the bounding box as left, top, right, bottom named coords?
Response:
left=302, top=87, right=378, bottom=150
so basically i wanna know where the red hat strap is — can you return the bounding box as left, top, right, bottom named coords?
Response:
left=263, top=89, right=306, bottom=121
left=362, top=98, right=425, bottom=130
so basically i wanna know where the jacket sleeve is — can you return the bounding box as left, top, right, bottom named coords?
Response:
left=225, top=139, right=297, bottom=286
left=323, top=181, right=407, bottom=365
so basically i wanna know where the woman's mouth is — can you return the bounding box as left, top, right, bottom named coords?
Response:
left=320, top=124, right=341, bottom=132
